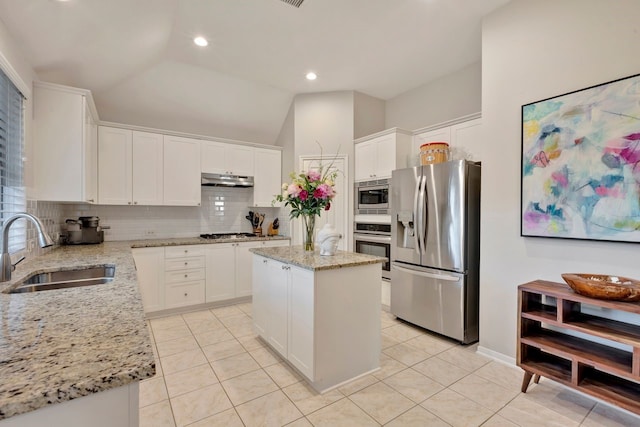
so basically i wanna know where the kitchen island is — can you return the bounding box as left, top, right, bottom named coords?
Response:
left=0, top=242, right=155, bottom=426
left=250, top=246, right=385, bottom=393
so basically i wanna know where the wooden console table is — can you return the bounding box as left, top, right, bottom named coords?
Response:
left=518, top=280, right=640, bottom=415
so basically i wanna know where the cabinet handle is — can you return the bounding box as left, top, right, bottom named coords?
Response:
left=184, top=250, right=188, bottom=253
left=184, top=274, right=188, bottom=278
left=86, top=199, right=94, bottom=203
left=263, top=259, right=267, bottom=263
left=134, top=201, right=138, bottom=205
left=184, top=262, right=188, bottom=266
left=184, top=292, right=188, bottom=297
left=128, top=201, right=132, bottom=205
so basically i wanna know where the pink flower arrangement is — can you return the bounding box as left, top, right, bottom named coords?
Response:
left=275, top=164, right=338, bottom=219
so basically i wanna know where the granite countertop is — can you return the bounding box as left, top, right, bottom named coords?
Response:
left=0, top=242, right=155, bottom=420
left=129, top=234, right=290, bottom=248
left=250, top=246, right=385, bottom=271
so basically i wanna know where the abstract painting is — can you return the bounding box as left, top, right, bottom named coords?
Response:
left=521, top=73, right=640, bottom=243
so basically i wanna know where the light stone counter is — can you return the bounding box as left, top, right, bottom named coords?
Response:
left=249, top=246, right=385, bottom=271
left=129, top=234, right=289, bottom=248
left=0, top=242, right=155, bottom=420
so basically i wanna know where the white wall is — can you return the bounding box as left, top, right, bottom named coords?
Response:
left=275, top=101, right=295, bottom=185
left=353, top=91, right=385, bottom=139
left=385, top=61, right=481, bottom=131
left=479, top=0, right=640, bottom=361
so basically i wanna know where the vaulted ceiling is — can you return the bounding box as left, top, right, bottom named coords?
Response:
left=0, top=0, right=509, bottom=143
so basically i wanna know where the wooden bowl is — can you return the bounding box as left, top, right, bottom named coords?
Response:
left=561, top=273, right=640, bottom=302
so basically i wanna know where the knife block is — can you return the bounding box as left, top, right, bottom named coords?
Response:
left=253, top=227, right=263, bottom=236
left=267, top=223, right=279, bottom=236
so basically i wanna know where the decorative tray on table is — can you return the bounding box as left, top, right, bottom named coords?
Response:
left=561, top=273, right=640, bottom=302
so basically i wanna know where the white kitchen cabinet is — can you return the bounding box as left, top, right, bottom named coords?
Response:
left=201, top=141, right=254, bottom=176
left=450, top=117, right=483, bottom=161
left=132, top=131, right=164, bottom=205
left=412, top=126, right=451, bottom=155
left=163, top=135, right=201, bottom=206
left=412, top=115, right=482, bottom=162
left=253, top=148, right=282, bottom=207
left=164, top=245, right=206, bottom=309
left=205, top=243, right=236, bottom=303
left=265, top=258, right=291, bottom=357
left=206, top=239, right=290, bottom=302
left=132, top=247, right=165, bottom=313
left=98, top=127, right=132, bottom=205
left=98, top=128, right=164, bottom=206
left=33, top=81, right=99, bottom=203
left=354, top=128, right=411, bottom=181
left=252, top=252, right=381, bottom=391
left=0, top=382, right=138, bottom=427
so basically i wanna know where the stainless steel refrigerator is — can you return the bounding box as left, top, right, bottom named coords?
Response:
left=390, top=160, right=481, bottom=344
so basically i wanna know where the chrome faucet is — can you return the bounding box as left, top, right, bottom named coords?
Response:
left=1, top=213, right=54, bottom=282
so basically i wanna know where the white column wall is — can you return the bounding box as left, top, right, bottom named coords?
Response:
left=479, top=0, right=640, bottom=361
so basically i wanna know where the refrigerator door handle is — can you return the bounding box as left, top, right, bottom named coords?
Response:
left=418, top=174, right=427, bottom=255
left=391, top=263, right=460, bottom=282
left=413, top=173, right=422, bottom=255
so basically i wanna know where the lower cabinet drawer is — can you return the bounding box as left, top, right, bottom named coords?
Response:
left=165, top=268, right=205, bottom=284
left=165, top=256, right=205, bottom=271
left=165, top=280, right=205, bottom=309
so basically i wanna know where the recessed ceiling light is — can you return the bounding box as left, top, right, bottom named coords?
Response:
left=306, top=72, right=317, bottom=81
left=193, top=36, right=209, bottom=47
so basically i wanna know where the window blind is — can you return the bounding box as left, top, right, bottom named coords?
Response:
left=0, top=69, right=26, bottom=254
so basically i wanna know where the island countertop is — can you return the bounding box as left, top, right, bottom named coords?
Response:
left=0, top=242, right=155, bottom=420
left=250, top=246, right=385, bottom=271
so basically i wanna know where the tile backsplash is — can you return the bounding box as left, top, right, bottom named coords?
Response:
left=59, top=187, right=289, bottom=241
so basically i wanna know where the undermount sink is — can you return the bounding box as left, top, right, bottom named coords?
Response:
left=6, top=265, right=116, bottom=294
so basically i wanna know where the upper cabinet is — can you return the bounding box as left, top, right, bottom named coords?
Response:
left=98, top=127, right=164, bottom=206
left=253, top=148, right=281, bottom=207
left=412, top=115, right=482, bottom=162
left=201, top=141, right=254, bottom=176
left=33, top=82, right=99, bottom=203
left=354, top=128, right=411, bottom=182
left=164, top=135, right=201, bottom=206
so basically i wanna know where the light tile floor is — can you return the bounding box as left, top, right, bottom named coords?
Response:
left=140, top=303, right=640, bottom=426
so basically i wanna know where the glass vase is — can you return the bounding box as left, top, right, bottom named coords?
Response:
left=301, top=214, right=316, bottom=252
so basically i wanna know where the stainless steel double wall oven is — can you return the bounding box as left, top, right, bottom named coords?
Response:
left=354, top=178, right=391, bottom=280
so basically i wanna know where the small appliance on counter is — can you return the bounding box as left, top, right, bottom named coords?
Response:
left=63, top=216, right=110, bottom=245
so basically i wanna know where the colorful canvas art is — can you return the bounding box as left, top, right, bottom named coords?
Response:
left=521, top=73, right=640, bottom=243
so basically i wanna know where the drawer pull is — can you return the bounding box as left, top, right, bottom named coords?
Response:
left=184, top=262, right=188, bottom=266
left=184, top=293, right=188, bottom=297
left=184, top=274, right=188, bottom=278
left=184, top=250, right=188, bottom=253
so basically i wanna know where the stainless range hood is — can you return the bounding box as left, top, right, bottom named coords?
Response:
left=201, top=173, right=254, bottom=187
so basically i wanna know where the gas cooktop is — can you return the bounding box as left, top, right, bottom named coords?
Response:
left=199, top=232, right=258, bottom=240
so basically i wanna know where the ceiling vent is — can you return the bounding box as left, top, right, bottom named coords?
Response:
left=280, top=0, right=305, bottom=7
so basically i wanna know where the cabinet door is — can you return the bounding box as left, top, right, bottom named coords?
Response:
left=227, top=145, right=255, bottom=176
left=236, top=241, right=259, bottom=297
left=253, top=148, right=281, bottom=207
left=413, top=127, right=451, bottom=156
left=355, top=141, right=377, bottom=181
left=163, top=135, right=201, bottom=206
left=266, top=260, right=289, bottom=358
left=201, top=141, right=227, bottom=174
left=33, top=84, right=85, bottom=202
left=84, top=105, right=98, bottom=204
left=132, top=247, right=165, bottom=313
left=98, top=126, right=132, bottom=205
left=205, top=243, right=236, bottom=302
left=374, top=136, right=396, bottom=179
left=287, top=265, right=315, bottom=379
left=252, top=255, right=269, bottom=337
left=132, top=131, right=164, bottom=205
left=451, top=118, right=482, bottom=162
